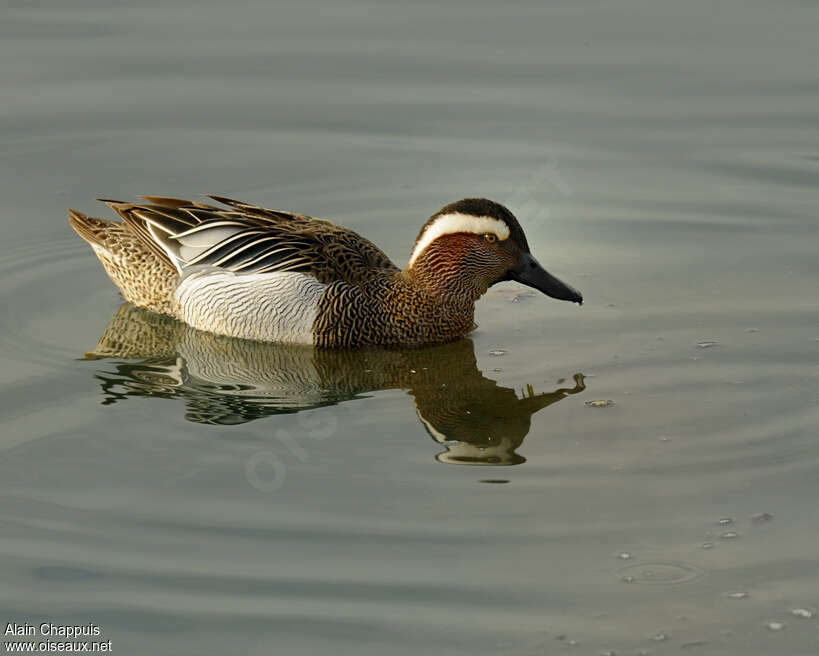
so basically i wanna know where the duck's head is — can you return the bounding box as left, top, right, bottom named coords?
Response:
left=406, top=198, right=582, bottom=304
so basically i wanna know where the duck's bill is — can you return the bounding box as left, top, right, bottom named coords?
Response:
left=507, top=254, right=583, bottom=305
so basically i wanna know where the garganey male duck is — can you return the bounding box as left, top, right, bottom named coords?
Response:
left=69, top=196, right=582, bottom=348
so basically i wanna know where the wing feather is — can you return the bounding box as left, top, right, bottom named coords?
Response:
left=98, top=196, right=398, bottom=281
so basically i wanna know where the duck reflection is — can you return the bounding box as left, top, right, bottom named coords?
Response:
left=82, top=304, right=586, bottom=465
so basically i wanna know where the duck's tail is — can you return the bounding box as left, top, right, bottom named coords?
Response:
left=68, top=209, right=112, bottom=249
left=68, top=208, right=179, bottom=318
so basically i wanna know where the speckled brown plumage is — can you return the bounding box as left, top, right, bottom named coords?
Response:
left=69, top=210, right=178, bottom=316
left=312, top=274, right=477, bottom=348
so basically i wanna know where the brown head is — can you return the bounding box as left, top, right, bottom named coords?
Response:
left=406, top=198, right=583, bottom=305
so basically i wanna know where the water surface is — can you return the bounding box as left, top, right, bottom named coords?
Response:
left=1, top=1, right=818, bottom=654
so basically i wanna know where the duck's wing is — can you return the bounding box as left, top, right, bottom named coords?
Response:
left=101, top=196, right=398, bottom=283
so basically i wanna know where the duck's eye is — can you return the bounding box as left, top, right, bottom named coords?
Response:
left=484, top=233, right=497, bottom=243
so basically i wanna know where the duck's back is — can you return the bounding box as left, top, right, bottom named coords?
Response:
left=69, top=196, right=402, bottom=344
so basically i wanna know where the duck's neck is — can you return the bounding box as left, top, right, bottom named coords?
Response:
left=403, top=256, right=488, bottom=305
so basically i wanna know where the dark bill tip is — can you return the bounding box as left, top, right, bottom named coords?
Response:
left=506, top=254, right=583, bottom=305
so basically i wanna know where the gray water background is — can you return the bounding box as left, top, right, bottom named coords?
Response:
left=1, top=1, right=818, bottom=654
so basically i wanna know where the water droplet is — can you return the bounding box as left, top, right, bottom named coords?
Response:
left=790, top=608, right=814, bottom=619
left=765, top=621, right=785, bottom=631
left=726, top=592, right=749, bottom=599
left=751, top=512, right=774, bottom=522
left=618, top=552, right=633, bottom=560
left=585, top=399, right=614, bottom=408
left=718, top=517, right=733, bottom=526
left=652, top=632, right=669, bottom=641
left=697, top=340, right=717, bottom=348
left=488, top=349, right=507, bottom=356
left=410, top=369, right=417, bottom=374
left=700, top=542, right=715, bottom=549
left=721, top=531, right=739, bottom=540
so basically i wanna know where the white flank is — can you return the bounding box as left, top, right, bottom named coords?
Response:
left=175, top=270, right=326, bottom=344
left=408, top=212, right=510, bottom=268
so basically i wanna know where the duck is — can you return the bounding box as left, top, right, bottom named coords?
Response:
left=69, top=195, right=582, bottom=348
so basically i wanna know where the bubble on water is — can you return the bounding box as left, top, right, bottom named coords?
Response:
left=765, top=621, right=785, bottom=631
left=751, top=512, right=774, bottom=522
left=600, top=651, right=617, bottom=656
left=790, top=608, right=814, bottom=619
left=567, top=639, right=578, bottom=646
left=718, top=517, right=733, bottom=526
left=726, top=592, right=749, bottom=599
left=586, top=399, right=614, bottom=408
left=697, top=340, right=717, bottom=348
left=652, top=632, right=669, bottom=642
left=492, top=367, right=503, bottom=372
left=617, top=562, right=702, bottom=585
left=721, top=531, right=739, bottom=540
left=659, top=435, right=672, bottom=442
left=618, top=552, right=633, bottom=560
left=700, top=542, right=715, bottom=549
left=488, top=349, right=507, bottom=356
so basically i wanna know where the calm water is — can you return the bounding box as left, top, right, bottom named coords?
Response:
left=1, top=1, right=818, bottom=654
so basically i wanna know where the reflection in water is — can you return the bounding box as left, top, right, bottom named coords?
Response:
left=82, top=305, right=586, bottom=465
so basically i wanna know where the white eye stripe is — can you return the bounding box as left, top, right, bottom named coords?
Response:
left=408, top=213, right=510, bottom=267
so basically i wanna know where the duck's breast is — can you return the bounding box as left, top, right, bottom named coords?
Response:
left=174, top=269, right=327, bottom=344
